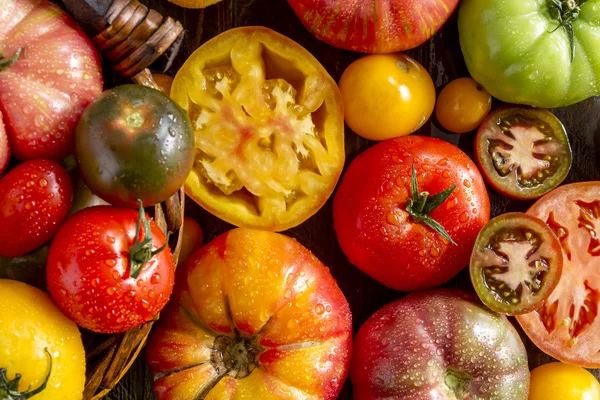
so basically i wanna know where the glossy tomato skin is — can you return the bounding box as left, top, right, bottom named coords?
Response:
left=0, top=0, right=103, bottom=160
left=76, top=85, right=194, bottom=208
left=334, top=136, right=490, bottom=291
left=518, top=182, right=600, bottom=367
left=172, top=27, right=345, bottom=231
left=459, top=0, right=600, bottom=107
left=0, top=113, right=9, bottom=175
left=530, top=363, right=600, bottom=400
left=339, top=54, right=436, bottom=140
left=0, top=279, right=86, bottom=400
left=351, top=290, right=530, bottom=399
left=47, top=206, right=175, bottom=334
left=288, top=0, right=460, bottom=53
left=146, top=228, right=352, bottom=400
left=435, top=77, right=492, bottom=134
left=0, top=159, right=72, bottom=258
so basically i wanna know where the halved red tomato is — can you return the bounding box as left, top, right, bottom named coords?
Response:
left=171, top=27, right=345, bottom=231
left=517, top=182, right=600, bottom=367
left=475, top=107, right=572, bottom=200
left=470, top=212, right=563, bottom=315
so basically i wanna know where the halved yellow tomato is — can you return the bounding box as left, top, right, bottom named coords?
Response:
left=146, top=228, right=352, bottom=399
left=171, top=27, right=345, bottom=231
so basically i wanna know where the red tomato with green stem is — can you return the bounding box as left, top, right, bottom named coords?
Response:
left=46, top=204, right=175, bottom=334
left=0, top=0, right=103, bottom=161
left=0, top=159, right=72, bottom=258
left=334, top=136, right=490, bottom=291
left=287, top=0, right=460, bottom=53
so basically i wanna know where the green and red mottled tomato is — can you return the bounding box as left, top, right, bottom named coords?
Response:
left=470, top=212, right=563, bottom=315
left=0, top=0, right=103, bottom=161
left=47, top=205, right=175, bottom=334
left=75, top=85, right=194, bottom=208
left=435, top=77, right=492, bottom=134
left=339, top=54, right=436, bottom=140
left=0, top=279, right=86, bottom=400
left=0, top=113, right=8, bottom=175
left=518, top=182, right=600, bottom=367
left=287, top=0, right=460, bottom=53
left=334, top=136, right=490, bottom=291
left=0, top=159, right=72, bottom=258
left=459, top=0, right=600, bottom=108
left=530, top=362, right=600, bottom=400
left=475, top=107, right=572, bottom=200
left=146, top=228, right=352, bottom=400
left=352, top=290, right=530, bottom=399
left=171, top=27, right=345, bottom=231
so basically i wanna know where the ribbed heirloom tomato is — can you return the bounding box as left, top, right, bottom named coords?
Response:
left=0, top=0, right=103, bottom=160
left=171, top=27, right=345, bottom=231
left=287, top=0, right=460, bottom=53
left=334, top=136, right=490, bottom=291
left=146, top=228, right=352, bottom=400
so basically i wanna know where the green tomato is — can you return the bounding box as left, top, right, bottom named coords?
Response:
left=75, top=85, right=195, bottom=208
left=459, top=0, right=600, bottom=108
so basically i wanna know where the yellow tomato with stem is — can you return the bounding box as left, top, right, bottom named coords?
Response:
left=339, top=54, right=436, bottom=141
left=530, top=363, right=600, bottom=400
left=435, top=77, right=492, bottom=134
left=0, top=279, right=85, bottom=400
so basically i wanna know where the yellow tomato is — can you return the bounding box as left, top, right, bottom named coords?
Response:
left=167, top=0, right=222, bottom=9
left=435, top=77, right=492, bottom=134
left=530, top=363, right=600, bottom=400
left=0, top=279, right=85, bottom=399
left=339, top=54, right=436, bottom=141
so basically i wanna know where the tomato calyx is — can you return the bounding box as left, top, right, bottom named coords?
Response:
left=441, top=368, right=472, bottom=398
left=549, top=0, right=587, bottom=61
left=406, top=165, right=457, bottom=245
left=0, top=48, right=25, bottom=72
left=129, top=200, right=168, bottom=279
left=0, top=348, right=52, bottom=400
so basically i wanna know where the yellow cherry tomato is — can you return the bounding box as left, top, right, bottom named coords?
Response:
left=435, top=77, right=492, bottom=134
left=530, top=362, right=600, bottom=400
left=339, top=54, right=436, bottom=141
left=0, top=279, right=85, bottom=400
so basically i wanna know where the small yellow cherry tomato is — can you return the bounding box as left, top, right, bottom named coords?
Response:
left=339, top=54, right=436, bottom=141
left=530, top=362, right=600, bottom=400
left=435, top=77, right=492, bottom=134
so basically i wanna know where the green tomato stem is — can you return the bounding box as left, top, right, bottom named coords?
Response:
left=0, top=48, right=25, bottom=72
left=0, top=348, right=52, bottom=400
left=129, top=200, right=168, bottom=279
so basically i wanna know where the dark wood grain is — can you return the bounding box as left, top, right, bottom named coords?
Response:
left=105, top=0, right=600, bottom=398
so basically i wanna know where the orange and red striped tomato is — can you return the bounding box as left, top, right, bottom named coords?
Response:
left=146, top=228, right=353, bottom=400
left=287, top=0, right=460, bottom=53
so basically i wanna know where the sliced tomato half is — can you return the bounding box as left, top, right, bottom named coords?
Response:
left=171, top=27, right=345, bottom=231
left=517, top=182, right=600, bottom=367
left=475, top=107, right=572, bottom=200
left=470, top=212, right=563, bottom=315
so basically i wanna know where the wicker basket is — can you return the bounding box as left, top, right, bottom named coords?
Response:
left=82, top=187, right=185, bottom=399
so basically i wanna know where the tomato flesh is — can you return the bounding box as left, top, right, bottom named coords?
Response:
left=470, top=212, right=563, bottom=315
left=146, top=228, right=352, bottom=400
left=517, top=182, right=600, bottom=367
left=171, top=27, right=345, bottom=231
left=475, top=107, right=572, bottom=200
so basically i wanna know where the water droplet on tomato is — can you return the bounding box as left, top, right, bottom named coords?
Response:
left=107, top=287, right=116, bottom=295
left=459, top=212, right=469, bottom=223
left=463, top=179, right=471, bottom=188
left=315, top=304, right=325, bottom=315
left=150, top=273, right=160, bottom=284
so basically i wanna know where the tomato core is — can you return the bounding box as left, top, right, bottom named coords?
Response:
left=442, top=368, right=472, bottom=398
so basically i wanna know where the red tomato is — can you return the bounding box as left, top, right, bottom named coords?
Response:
left=0, top=159, right=72, bottom=258
left=0, top=0, right=103, bottom=161
left=0, top=112, right=9, bottom=175
left=517, top=182, right=600, bottom=367
left=146, top=228, right=352, bottom=400
left=287, top=0, right=460, bottom=53
left=352, top=290, right=530, bottom=399
left=46, top=206, right=175, bottom=334
left=334, top=136, right=490, bottom=291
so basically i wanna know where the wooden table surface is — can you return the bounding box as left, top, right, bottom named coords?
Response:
left=101, top=0, right=600, bottom=398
